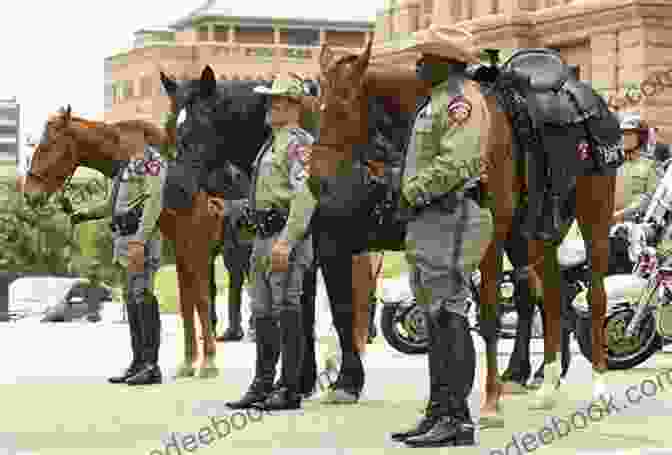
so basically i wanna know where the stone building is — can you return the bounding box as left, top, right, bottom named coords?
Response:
left=104, top=0, right=374, bottom=125
left=372, top=0, right=672, bottom=141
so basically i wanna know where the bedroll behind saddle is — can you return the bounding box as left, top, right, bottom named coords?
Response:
left=499, top=48, right=624, bottom=242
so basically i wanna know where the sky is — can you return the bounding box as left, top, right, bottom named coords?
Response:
left=1, top=0, right=380, bottom=150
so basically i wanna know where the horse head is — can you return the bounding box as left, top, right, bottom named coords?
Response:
left=317, top=40, right=372, bottom=150
left=24, top=105, right=82, bottom=195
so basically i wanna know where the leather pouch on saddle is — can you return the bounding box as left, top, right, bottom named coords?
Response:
left=501, top=49, right=624, bottom=242
left=110, top=205, right=143, bottom=236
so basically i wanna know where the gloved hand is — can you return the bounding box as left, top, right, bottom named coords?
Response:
left=70, top=212, right=87, bottom=225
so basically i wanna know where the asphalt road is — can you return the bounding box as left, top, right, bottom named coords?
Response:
left=0, top=273, right=671, bottom=454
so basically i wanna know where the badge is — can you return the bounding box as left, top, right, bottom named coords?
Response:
left=577, top=141, right=591, bottom=161
left=144, top=159, right=162, bottom=176
left=287, top=142, right=306, bottom=162
left=446, top=97, right=472, bottom=124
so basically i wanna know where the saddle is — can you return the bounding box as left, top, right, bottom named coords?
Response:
left=497, top=48, right=624, bottom=242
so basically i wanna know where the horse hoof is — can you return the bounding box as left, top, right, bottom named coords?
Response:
left=197, top=366, right=220, bottom=379
left=500, top=381, right=529, bottom=395
left=592, top=369, right=608, bottom=400
left=479, top=414, right=505, bottom=429
left=528, top=361, right=561, bottom=410
left=174, top=363, right=195, bottom=379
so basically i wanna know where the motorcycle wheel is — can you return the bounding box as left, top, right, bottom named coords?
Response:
left=380, top=301, right=429, bottom=355
left=575, top=307, right=662, bottom=370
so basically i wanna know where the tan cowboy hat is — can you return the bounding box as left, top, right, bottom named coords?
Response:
left=382, top=24, right=479, bottom=65
left=253, top=74, right=305, bottom=100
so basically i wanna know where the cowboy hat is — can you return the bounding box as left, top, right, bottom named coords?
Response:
left=382, top=24, right=479, bottom=65
left=253, top=74, right=305, bottom=100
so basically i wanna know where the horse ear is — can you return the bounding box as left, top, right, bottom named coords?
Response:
left=160, top=71, right=178, bottom=95
left=352, top=39, right=372, bottom=80
left=64, top=105, right=72, bottom=122
left=320, top=44, right=334, bottom=72
left=200, top=66, right=216, bottom=96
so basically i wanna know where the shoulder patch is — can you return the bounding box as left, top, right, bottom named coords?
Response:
left=446, top=97, right=472, bottom=124
left=287, top=140, right=307, bottom=162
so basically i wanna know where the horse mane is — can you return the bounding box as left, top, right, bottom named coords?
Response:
left=113, top=119, right=168, bottom=146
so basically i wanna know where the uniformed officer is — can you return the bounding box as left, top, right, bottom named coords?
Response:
left=225, top=74, right=316, bottom=411
left=385, top=26, right=493, bottom=447
left=71, top=143, right=166, bottom=386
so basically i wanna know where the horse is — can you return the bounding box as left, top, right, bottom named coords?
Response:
left=313, top=40, right=626, bottom=423
left=22, top=107, right=249, bottom=377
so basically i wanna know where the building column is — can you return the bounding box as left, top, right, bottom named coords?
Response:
left=228, top=25, right=236, bottom=43
left=364, top=31, right=372, bottom=46
left=319, top=28, right=326, bottom=45
left=590, top=32, right=618, bottom=104
left=432, top=0, right=456, bottom=24
left=274, top=27, right=281, bottom=44
left=208, top=24, right=214, bottom=41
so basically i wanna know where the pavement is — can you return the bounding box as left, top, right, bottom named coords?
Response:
left=1, top=272, right=672, bottom=454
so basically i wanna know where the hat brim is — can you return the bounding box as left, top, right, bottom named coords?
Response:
left=374, top=25, right=480, bottom=65
left=253, top=86, right=300, bottom=98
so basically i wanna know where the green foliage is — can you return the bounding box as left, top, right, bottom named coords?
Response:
left=0, top=179, right=113, bottom=281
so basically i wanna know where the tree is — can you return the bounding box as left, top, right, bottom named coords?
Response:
left=0, top=179, right=112, bottom=283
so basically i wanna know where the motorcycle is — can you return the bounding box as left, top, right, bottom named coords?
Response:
left=574, top=158, right=672, bottom=369
left=380, top=240, right=591, bottom=355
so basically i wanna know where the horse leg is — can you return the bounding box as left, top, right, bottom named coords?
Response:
left=479, top=240, right=504, bottom=427
left=529, top=239, right=563, bottom=410
left=352, top=253, right=374, bottom=354
left=500, top=267, right=537, bottom=394
left=193, top=194, right=219, bottom=378
left=576, top=174, right=613, bottom=398
left=208, top=248, right=218, bottom=337
left=174, top=222, right=197, bottom=378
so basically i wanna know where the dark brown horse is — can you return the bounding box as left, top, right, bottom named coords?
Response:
left=313, top=40, right=619, bottom=425
left=23, top=107, right=225, bottom=378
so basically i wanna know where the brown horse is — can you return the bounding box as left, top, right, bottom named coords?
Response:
left=313, top=40, right=619, bottom=425
left=23, top=106, right=223, bottom=378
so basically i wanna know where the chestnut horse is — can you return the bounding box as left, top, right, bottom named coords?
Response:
left=22, top=106, right=242, bottom=378
left=313, top=40, right=620, bottom=425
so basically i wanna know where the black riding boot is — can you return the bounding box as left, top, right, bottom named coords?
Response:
left=521, top=148, right=547, bottom=240
left=402, top=307, right=476, bottom=447
left=108, top=301, right=142, bottom=383
left=501, top=278, right=536, bottom=388
left=127, top=293, right=162, bottom=385
left=226, top=316, right=280, bottom=409
left=257, top=309, right=305, bottom=410
left=320, top=253, right=364, bottom=402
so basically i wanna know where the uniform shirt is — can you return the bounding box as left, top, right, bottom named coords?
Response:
left=84, top=146, right=166, bottom=242
left=619, top=157, right=659, bottom=221
left=402, top=79, right=484, bottom=206
left=252, top=126, right=317, bottom=252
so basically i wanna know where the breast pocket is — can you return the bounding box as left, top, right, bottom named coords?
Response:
left=414, top=118, right=434, bottom=156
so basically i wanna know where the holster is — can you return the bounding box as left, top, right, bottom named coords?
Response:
left=240, top=207, right=290, bottom=238
left=110, top=205, right=143, bottom=236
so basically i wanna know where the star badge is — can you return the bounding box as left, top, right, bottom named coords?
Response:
left=447, top=97, right=472, bottom=124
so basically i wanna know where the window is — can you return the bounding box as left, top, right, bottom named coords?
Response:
left=197, top=26, right=209, bottom=41
left=125, top=81, right=134, bottom=98
left=140, top=76, right=153, bottom=97
left=283, top=29, right=319, bottom=46
left=214, top=25, right=228, bottom=42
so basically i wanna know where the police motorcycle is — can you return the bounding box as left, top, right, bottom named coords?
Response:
left=573, top=157, right=672, bottom=369
left=380, top=245, right=591, bottom=355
